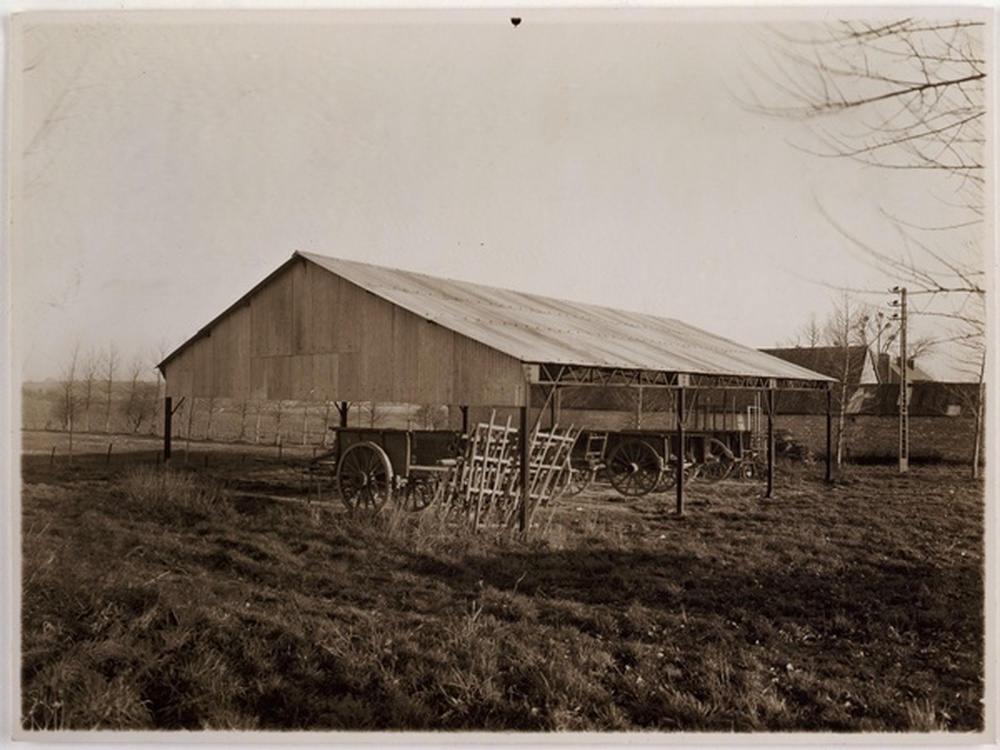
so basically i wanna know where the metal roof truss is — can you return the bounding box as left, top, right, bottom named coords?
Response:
left=536, top=363, right=833, bottom=392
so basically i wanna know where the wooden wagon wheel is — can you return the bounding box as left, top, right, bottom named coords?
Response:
left=400, top=477, right=436, bottom=512
left=566, top=463, right=596, bottom=496
left=606, top=439, right=662, bottom=497
left=556, top=456, right=594, bottom=497
left=700, top=438, right=735, bottom=483
left=337, top=441, right=394, bottom=512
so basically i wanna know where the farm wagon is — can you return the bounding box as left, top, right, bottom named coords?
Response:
left=326, top=413, right=578, bottom=528
left=158, top=251, right=835, bottom=524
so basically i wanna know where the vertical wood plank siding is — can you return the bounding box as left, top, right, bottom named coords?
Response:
left=163, top=258, right=527, bottom=406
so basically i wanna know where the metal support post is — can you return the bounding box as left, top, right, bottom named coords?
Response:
left=338, top=401, right=349, bottom=428
left=676, top=385, right=685, bottom=515
left=766, top=386, right=775, bottom=498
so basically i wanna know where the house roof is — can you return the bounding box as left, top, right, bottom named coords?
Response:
left=760, top=346, right=871, bottom=385
left=873, top=352, right=936, bottom=383
left=299, top=252, right=832, bottom=384
left=160, top=252, right=833, bottom=386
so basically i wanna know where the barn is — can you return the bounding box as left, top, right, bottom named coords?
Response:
left=157, top=251, right=834, bottom=514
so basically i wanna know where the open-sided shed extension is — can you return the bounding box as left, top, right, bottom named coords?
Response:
left=158, top=251, right=834, bottom=518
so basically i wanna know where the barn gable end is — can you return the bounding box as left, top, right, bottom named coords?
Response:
left=161, top=256, right=527, bottom=406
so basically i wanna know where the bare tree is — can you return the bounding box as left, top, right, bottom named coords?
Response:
left=273, top=400, right=286, bottom=445
left=301, top=402, right=310, bottom=445
left=747, top=17, right=987, bottom=475
left=320, top=400, right=333, bottom=447
left=746, top=19, right=985, bottom=197
left=819, top=295, right=872, bottom=466
left=121, top=355, right=144, bottom=432
left=79, top=348, right=99, bottom=433
left=152, top=340, right=170, bottom=436
left=415, top=404, right=449, bottom=430
left=237, top=398, right=250, bottom=443
left=204, top=396, right=216, bottom=440
left=120, top=379, right=158, bottom=434
left=54, top=345, right=81, bottom=465
left=102, top=344, right=119, bottom=434
left=795, top=314, right=823, bottom=348
left=355, top=401, right=386, bottom=429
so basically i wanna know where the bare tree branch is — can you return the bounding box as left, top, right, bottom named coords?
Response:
left=743, top=16, right=987, bottom=471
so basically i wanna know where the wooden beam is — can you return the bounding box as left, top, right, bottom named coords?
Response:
left=519, top=403, right=529, bottom=533
left=163, top=397, right=172, bottom=461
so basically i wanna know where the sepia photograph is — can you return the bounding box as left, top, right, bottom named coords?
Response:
left=4, top=4, right=994, bottom=741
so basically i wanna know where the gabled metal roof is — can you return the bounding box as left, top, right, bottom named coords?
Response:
left=298, top=252, right=832, bottom=385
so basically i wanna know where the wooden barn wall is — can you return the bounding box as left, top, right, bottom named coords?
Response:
left=164, top=258, right=527, bottom=406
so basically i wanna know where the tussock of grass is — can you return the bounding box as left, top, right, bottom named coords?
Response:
left=116, top=466, right=232, bottom=525
left=21, top=462, right=985, bottom=732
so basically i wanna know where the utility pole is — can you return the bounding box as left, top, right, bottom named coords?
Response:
left=890, top=286, right=909, bottom=473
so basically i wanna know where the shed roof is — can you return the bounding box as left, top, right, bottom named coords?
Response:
left=158, top=252, right=833, bottom=387
left=293, top=252, right=831, bottom=384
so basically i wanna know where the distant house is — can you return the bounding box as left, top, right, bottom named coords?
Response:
left=871, top=352, right=935, bottom=384
left=760, top=345, right=876, bottom=385
left=758, top=346, right=982, bottom=463
left=846, top=382, right=980, bottom=418
left=759, top=345, right=874, bottom=415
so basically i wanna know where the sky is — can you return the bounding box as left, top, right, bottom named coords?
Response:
left=6, top=7, right=992, bottom=383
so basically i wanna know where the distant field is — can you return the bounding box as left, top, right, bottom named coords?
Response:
left=19, top=439, right=985, bottom=733
left=20, top=383, right=450, bottom=447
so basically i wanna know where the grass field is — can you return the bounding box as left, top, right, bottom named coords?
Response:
left=18, top=432, right=986, bottom=732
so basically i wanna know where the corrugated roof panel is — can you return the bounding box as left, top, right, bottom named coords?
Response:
left=299, top=252, right=831, bottom=383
